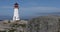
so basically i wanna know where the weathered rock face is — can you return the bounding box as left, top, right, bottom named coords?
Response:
left=0, top=20, right=28, bottom=32
left=27, top=16, right=60, bottom=32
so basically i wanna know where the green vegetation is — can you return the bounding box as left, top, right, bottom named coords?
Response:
left=8, top=28, right=16, bottom=32
left=8, top=23, right=26, bottom=32
left=0, top=31, right=6, bottom=32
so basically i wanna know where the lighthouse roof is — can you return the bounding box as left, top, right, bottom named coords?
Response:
left=15, top=3, right=18, bottom=5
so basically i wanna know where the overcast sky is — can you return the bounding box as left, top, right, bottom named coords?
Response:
left=0, top=0, right=60, bottom=18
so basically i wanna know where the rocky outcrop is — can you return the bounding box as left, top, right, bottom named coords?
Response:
left=0, top=20, right=28, bottom=32
left=27, top=16, right=60, bottom=32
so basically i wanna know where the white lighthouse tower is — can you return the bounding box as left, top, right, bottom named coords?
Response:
left=13, top=3, right=20, bottom=21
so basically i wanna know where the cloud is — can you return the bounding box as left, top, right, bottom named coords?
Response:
left=0, top=6, right=60, bottom=17
left=0, top=6, right=60, bottom=12
left=21, top=6, right=60, bottom=13
left=0, top=6, right=12, bottom=9
left=0, top=6, right=60, bottom=13
left=21, top=7, right=60, bottom=10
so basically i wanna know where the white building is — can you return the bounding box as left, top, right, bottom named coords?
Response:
left=13, top=3, right=20, bottom=21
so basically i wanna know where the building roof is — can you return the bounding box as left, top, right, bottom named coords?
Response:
left=14, top=3, right=18, bottom=5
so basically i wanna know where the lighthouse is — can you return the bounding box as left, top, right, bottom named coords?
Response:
left=13, top=3, right=20, bottom=21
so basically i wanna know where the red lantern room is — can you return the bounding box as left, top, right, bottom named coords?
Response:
left=14, top=3, right=19, bottom=8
